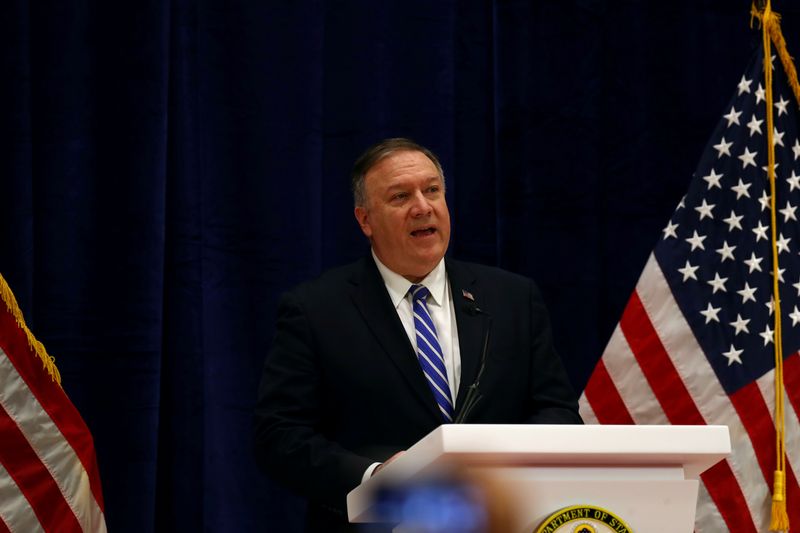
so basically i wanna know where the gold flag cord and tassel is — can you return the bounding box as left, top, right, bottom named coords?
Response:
left=0, top=273, right=61, bottom=385
left=751, top=1, right=800, bottom=530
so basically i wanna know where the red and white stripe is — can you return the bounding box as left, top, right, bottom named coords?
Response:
left=0, top=304, right=106, bottom=532
left=580, top=254, right=798, bottom=532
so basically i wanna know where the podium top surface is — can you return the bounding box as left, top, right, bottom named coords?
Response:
left=400, top=424, right=729, bottom=471
left=354, top=424, right=729, bottom=492
left=414, top=424, right=728, bottom=460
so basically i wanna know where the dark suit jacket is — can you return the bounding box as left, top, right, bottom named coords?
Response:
left=254, top=256, right=581, bottom=529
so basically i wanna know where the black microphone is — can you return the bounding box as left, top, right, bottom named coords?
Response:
left=454, top=302, right=492, bottom=424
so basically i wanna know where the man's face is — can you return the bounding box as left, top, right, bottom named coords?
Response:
left=354, top=150, right=451, bottom=282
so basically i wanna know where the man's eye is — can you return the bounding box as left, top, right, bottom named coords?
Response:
left=427, top=186, right=440, bottom=194
left=392, top=193, right=408, bottom=201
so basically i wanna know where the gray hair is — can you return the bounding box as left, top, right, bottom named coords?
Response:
left=351, top=138, right=445, bottom=207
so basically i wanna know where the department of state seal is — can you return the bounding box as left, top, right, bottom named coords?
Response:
left=534, top=505, right=632, bottom=533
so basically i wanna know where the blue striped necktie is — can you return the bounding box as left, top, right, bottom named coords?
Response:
left=409, top=284, right=454, bottom=422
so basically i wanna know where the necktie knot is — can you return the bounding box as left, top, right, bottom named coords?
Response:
left=409, top=284, right=430, bottom=302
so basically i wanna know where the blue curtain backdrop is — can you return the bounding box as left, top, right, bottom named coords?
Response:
left=2, top=1, right=798, bottom=531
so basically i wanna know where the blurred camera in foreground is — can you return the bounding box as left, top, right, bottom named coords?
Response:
left=361, top=463, right=514, bottom=533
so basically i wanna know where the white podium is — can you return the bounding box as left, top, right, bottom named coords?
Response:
left=347, top=425, right=730, bottom=532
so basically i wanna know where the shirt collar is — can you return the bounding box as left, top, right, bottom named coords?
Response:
left=371, top=250, right=447, bottom=309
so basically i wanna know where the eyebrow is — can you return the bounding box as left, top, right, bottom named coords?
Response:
left=384, top=177, right=441, bottom=190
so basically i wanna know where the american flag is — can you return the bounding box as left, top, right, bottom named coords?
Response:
left=0, top=274, right=106, bottom=532
left=579, top=46, right=800, bottom=532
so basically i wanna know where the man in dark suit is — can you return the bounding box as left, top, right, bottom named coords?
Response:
left=254, top=138, right=581, bottom=531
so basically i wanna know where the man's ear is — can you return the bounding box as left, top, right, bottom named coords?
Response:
left=354, top=206, right=372, bottom=237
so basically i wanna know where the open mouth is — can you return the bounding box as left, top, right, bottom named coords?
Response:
left=410, top=227, right=436, bottom=237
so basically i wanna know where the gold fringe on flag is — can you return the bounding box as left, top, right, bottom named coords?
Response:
left=750, top=1, right=798, bottom=530
left=0, top=273, right=61, bottom=385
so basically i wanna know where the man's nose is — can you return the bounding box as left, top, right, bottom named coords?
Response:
left=409, top=191, right=433, bottom=216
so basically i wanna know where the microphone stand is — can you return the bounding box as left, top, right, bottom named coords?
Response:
left=454, top=312, right=491, bottom=424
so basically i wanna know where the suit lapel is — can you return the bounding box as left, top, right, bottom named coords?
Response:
left=350, top=257, right=441, bottom=420
left=446, top=259, right=485, bottom=414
